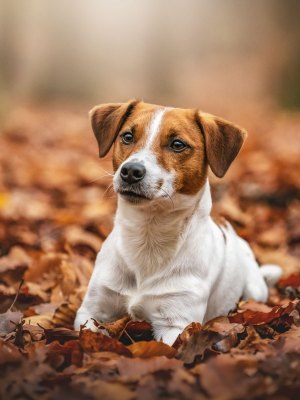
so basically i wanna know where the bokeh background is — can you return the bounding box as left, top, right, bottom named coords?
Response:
left=1, top=0, right=300, bottom=115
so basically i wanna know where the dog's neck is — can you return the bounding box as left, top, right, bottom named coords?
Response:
left=115, top=180, right=212, bottom=277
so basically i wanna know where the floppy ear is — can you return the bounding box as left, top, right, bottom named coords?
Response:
left=89, top=99, right=139, bottom=157
left=195, top=111, right=247, bottom=178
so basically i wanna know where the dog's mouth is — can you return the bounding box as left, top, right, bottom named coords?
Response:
left=118, top=190, right=151, bottom=203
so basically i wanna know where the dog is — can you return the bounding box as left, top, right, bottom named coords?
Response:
left=74, top=100, right=282, bottom=345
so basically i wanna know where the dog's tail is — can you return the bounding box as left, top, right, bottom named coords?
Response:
left=260, top=264, right=282, bottom=287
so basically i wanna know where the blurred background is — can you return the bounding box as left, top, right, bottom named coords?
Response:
left=1, top=0, right=300, bottom=116
left=0, top=0, right=300, bottom=332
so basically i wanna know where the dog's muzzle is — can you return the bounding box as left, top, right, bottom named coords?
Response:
left=117, top=161, right=150, bottom=203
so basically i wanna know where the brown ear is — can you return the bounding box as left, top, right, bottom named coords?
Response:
left=196, top=111, right=247, bottom=177
left=89, top=99, right=139, bottom=157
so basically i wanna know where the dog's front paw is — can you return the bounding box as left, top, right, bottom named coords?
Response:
left=74, top=313, right=99, bottom=332
left=153, top=326, right=183, bottom=346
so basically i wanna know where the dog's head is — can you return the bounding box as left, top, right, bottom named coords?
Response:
left=90, top=100, right=247, bottom=204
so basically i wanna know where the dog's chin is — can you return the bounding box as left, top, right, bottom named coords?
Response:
left=118, top=190, right=152, bottom=205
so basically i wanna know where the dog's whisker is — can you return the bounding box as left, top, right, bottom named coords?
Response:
left=86, top=173, right=113, bottom=184
left=101, top=168, right=114, bottom=177
left=159, top=187, right=175, bottom=209
left=153, top=184, right=174, bottom=209
left=107, top=193, right=117, bottom=199
left=101, top=182, right=114, bottom=199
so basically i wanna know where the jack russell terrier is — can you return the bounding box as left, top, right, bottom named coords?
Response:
left=74, top=100, right=282, bottom=345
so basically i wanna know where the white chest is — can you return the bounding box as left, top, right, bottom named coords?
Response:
left=118, top=215, right=187, bottom=278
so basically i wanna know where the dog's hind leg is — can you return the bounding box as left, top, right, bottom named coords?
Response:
left=260, top=264, right=282, bottom=287
left=239, top=238, right=271, bottom=302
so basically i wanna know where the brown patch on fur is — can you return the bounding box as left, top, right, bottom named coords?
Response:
left=90, top=99, right=139, bottom=158
left=195, top=111, right=247, bottom=178
left=152, top=108, right=208, bottom=195
left=112, top=102, right=160, bottom=171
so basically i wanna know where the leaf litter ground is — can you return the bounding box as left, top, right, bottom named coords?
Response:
left=0, top=105, right=300, bottom=399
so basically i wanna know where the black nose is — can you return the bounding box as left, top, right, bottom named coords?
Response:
left=120, top=162, right=146, bottom=184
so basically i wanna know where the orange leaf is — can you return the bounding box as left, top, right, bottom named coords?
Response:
left=94, top=315, right=131, bottom=338
left=278, top=273, right=300, bottom=288
left=229, top=302, right=295, bottom=325
left=47, top=339, right=83, bottom=369
left=127, top=341, right=177, bottom=358
left=80, top=329, right=132, bottom=357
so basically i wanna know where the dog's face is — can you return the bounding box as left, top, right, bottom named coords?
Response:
left=90, top=100, right=247, bottom=205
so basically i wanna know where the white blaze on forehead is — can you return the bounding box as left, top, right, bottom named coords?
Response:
left=114, top=106, right=176, bottom=198
left=145, top=108, right=167, bottom=148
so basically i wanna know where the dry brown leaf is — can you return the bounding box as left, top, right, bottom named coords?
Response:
left=238, top=299, right=273, bottom=313
left=0, top=339, right=22, bottom=365
left=229, top=301, right=296, bottom=325
left=95, top=314, right=131, bottom=338
left=70, top=376, right=135, bottom=400
left=127, top=341, right=177, bottom=359
left=44, top=327, right=79, bottom=344
left=199, top=353, right=263, bottom=399
left=172, top=322, right=202, bottom=349
left=0, top=308, right=22, bottom=335
left=80, top=329, right=132, bottom=357
left=22, top=314, right=54, bottom=329
left=52, top=302, right=76, bottom=329
left=117, top=356, right=183, bottom=379
left=0, top=246, right=31, bottom=273
left=47, top=339, right=83, bottom=369
left=279, top=273, right=300, bottom=288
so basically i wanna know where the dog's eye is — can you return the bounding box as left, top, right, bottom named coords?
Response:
left=169, top=139, right=187, bottom=152
left=121, top=131, right=134, bottom=145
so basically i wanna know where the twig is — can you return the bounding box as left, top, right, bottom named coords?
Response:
left=9, top=279, right=24, bottom=311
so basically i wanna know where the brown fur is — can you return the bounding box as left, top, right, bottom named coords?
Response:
left=195, top=111, right=247, bottom=178
left=90, top=99, right=139, bottom=158
left=112, top=102, right=159, bottom=171
left=151, top=108, right=207, bottom=195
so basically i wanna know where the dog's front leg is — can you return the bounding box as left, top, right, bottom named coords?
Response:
left=74, top=237, right=128, bottom=331
left=74, top=284, right=127, bottom=331
left=145, top=291, right=208, bottom=346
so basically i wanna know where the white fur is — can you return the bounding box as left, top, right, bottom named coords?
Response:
left=146, top=108, right=167, bottom=147
left=260, top=264, right=282, bottom=287
left=75, top=110, right=281, bottom=345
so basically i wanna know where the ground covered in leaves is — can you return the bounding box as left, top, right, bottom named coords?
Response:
left=0, top=105, right=300, bottom=399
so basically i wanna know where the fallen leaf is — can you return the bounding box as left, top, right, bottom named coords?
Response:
left=117, top=356, right=183, bottom=379
left=127, top=341, right=177, bottom=359
left=0, top=308, right=22, bottom=334
left=22, top=314, right=54, bottom=329
left=47, top=339, right=83, bottom=369
left=0, top=339, right=22, bottom=365
left=94, top=314, right=130, bottom=338
left=44, top=327, right=79, bottom=344
left=80, top=329, right=132, bottom=357
left=278, top=273, right=300, bottom=288
left=228, top=301, right=296, bottom=326
left=176, top=330, right=222, bottom=364
left=172, top=322, right=202, bottom=349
